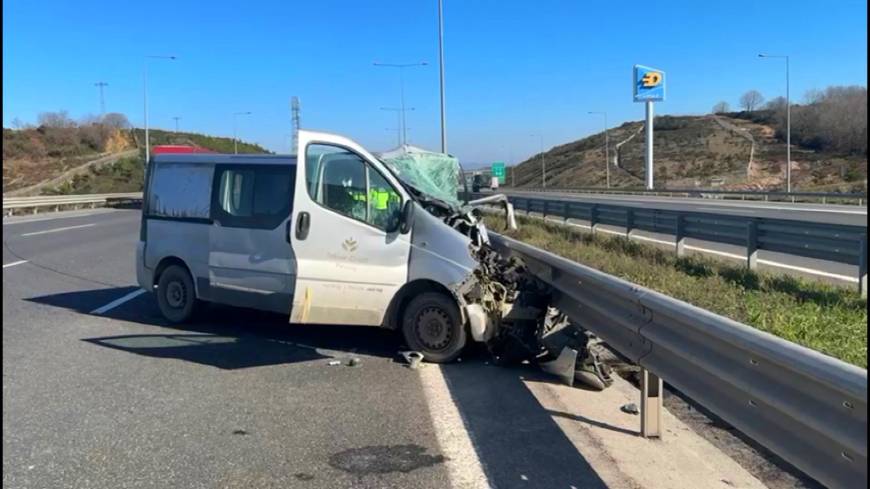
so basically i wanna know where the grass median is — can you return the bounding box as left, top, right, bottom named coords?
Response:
left=483, top=214, right=868, bottom=368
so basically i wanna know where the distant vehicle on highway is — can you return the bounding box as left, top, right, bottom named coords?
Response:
left=137, top=130, right=519, bottom=362
left=471, top=174, right=484, bottom=192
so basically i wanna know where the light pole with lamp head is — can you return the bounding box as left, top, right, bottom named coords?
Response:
left=380, top=107, right=415, bottom=147
left=374, top=62, right=427, bottom=147
left=143, top=55, right=176, bottom=165
left=233, top=111, right=252, bottom=154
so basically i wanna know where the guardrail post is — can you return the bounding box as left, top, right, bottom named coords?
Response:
left=641, top=368, right=663, bottom=438
left=746, top=220, right=759, bottom=270
left=675, top=215, right=686, bottom=258
left=590, top=205, right=598, bottom=235
left=859, top=235, right=867, bottom=299
left=625, top=208, right=634, bottom=239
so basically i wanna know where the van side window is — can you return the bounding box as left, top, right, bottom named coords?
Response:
left=306, top=144, right=402, bottom=231
left=147, top=163, right=213, bottom=220
left=212, top=164, right=294, bottom=229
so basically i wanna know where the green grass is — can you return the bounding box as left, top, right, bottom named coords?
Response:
left=484, top=215, right=868, bottom=368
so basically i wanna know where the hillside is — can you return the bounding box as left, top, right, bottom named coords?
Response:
left=508, top=113, right=867, bottom=192
left=3, top=125, right=270, bottom=196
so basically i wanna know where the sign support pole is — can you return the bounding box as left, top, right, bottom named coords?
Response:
left=645, top=100, right=654, bottom=190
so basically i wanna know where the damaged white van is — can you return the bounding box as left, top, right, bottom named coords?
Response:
left=137, top=130, right=527, bottom=362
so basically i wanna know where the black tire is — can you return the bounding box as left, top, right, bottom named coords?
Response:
left=156, top=265, right=199, bottom=323
left=401, top=292, right=466, bottom=363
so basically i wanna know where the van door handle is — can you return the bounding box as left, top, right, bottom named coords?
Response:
left=295, top=212, right=310, bottom=240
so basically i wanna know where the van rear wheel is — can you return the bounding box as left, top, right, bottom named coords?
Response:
left=156, top=265, right=199, bottom=323
left=401, top=292, right=466, bottom=363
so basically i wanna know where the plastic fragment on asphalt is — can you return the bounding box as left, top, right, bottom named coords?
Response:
left=621, top=402, right=640, bottom=415
left=400, top=351, right=425, bottom=370
left=328, top=360, right=341, bottom=366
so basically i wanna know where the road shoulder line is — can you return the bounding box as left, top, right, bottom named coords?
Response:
left=419, top=364, right=492, bottom=489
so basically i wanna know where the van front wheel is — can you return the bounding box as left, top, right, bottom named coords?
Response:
left=401, top=292, right=466, bottom=363
left=156, top=265, right=199, bottom=323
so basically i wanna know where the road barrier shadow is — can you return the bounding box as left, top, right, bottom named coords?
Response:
left=441, top=359, right=611, bottom=489
left=27, top=287, right=401, bottom=369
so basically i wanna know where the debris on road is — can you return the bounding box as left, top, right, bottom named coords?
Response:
left=347, top=357, right=361, bottom=367
left=621, top=403, right=640, bottom=415
left=327, top=360, right=342, bottom=366
left=400, top=351, right=425, bottom=370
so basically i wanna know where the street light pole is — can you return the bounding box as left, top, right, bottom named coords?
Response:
left=374, top=62, right=427, bottom=147
left=172, top=116, right=181, bottom=133
left=232, top=112, right=252, bottom=154
left=143, top=55, right=176, bottom=165
left=759, top=53, right=791, bottom=192
left=531, top=134, right=545, bottom=188
left=437, top=0, right=447, bottom=153
left=380, top=107, right=415, bottom=147
left=588, top=111, right=610, bottom=188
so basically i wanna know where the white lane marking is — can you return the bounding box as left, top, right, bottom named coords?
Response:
left=3, top=209, right=116, bottom=225
left=2, top=260, right=28, bottom=269
left=91, top=289, right=147, bottom=315
left=418, top=364, right=492, bottom=489
left=20, top=223, right=96, bottom=237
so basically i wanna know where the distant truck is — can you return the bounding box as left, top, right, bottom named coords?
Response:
left=490, top=176, right=499, bottom=190
left=471, top=174, right=485, bottom=192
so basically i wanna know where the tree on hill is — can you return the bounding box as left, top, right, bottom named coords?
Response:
left=102, top=113, right=131, bottom=129
left=739, top=90, right=765, bottom=112
left=38, top=110, right=76, bottom=128
left=712, top=101, right=730, bottom=114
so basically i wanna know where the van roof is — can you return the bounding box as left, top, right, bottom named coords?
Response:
left=151, top=153, right=297, bottom=166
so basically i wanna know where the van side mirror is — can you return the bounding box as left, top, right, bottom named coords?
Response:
left=399, top=200, right=414, bottom=234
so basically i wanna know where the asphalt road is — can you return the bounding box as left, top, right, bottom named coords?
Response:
left=1, top=209, right=621, bottom=488
left=2, top=208, right=820, bottom=488
left=496, top=189, right=868, bottom=227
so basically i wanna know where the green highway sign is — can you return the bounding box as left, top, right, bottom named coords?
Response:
left=492, top=162, right=506, bottom=184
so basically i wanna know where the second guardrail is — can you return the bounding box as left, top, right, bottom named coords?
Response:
left=476, top=193, right=868, bottom=296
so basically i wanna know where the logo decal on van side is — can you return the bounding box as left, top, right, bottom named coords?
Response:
left=342, top=237, right=358, bottom=253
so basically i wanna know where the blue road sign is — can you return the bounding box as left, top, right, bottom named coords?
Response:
left=633, top=65, right=665, bottom=102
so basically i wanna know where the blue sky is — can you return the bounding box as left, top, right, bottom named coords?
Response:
left=3, top=0, right=867, bottom=165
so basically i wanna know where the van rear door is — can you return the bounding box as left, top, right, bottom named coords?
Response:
left=289, top=131, right=410, bottom=326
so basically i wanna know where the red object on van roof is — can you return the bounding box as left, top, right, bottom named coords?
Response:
left=151, top=145, right=216, bottom=154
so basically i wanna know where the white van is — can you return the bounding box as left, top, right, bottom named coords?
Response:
left=137, top=130, right=518, bottom=362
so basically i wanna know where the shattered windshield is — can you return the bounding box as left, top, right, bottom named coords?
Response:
left=377, top=146, right=464, bottom=208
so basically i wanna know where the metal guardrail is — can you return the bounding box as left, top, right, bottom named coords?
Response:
left=477, top=193, right=868, bottom=296
left=491, top=233, right=868, bottom=489
left=503, top=186, right=867, bottom=205
left=3, top=193, right=143, bottom=215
